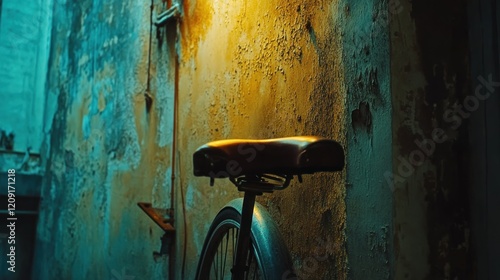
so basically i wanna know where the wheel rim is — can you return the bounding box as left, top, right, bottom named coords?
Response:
left=203, top=219, right=264, bottom=279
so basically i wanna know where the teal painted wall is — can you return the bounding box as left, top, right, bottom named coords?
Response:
left=0, top=0, right=52, bottom=155
left=339, top=0, right=394, bottom=278
left=32, top=0, right=175, bottom=278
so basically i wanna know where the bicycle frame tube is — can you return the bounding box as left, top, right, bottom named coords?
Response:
left=233, top=191, right=257, bottom=279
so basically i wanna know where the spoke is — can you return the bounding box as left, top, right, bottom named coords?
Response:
left=252, top=252, right=258, bottom=280
left=212, top=246, right=218, bottom=279
left=204, top=222, right=264, bottom=280
left=231, top=228, right=237, bottom=278
left=233, top=228, right=238, bottom=265
left=246, top=248, right=253, bottom=280
left=222, top=230, right=229, bottom=279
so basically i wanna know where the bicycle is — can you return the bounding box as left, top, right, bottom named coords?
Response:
left=192, top=136, right=344, bottom=279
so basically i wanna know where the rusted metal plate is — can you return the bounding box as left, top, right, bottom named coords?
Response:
left=137, top=202, right=175, bottom=232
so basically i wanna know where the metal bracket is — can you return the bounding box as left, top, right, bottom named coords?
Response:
left=138, top=202, right=175, bottom=258
left=153, top=232, right=174, bottom=260
left=155, top=4, right=180, bottom=27
left=229, top=174, right=293, bottom=192
left=137, top=202, right=175, bottom=232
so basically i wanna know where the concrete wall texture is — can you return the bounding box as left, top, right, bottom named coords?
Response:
left=32, top=0, right=174, bottom=279
left=0, top=0, right=494, bottom=279
left=390, top=0, right=474, bottom=278
left=0, top=0, right=52, bottom=154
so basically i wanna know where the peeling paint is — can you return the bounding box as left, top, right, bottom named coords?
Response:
left=24, top=0, right=476, bottom=279
left=178, top=0, right=349, bottom=279
left=32, top=0, right=173, bottom=279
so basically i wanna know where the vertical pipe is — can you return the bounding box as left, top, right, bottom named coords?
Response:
left=169, top=9, right=180, bottom=280
left=170, top=35, right=178, bottom=224
left=146, top=0, right=154, bottom=93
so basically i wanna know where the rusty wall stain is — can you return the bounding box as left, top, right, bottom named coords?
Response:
left=179, top=0, right=214, bottom=59
left=178, top=0, right=348, bottom=278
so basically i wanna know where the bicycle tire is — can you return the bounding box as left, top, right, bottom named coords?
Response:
left=195, top=198, right=295, bottom=280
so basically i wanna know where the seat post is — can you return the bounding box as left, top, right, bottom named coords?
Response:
left=232, top=190, right=258, bottom=279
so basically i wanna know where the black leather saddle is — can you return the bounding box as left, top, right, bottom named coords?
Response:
left=193, top=136, right=344, bottom=179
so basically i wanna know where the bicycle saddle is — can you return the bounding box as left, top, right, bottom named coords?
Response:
left=193, top=136, right=344, bottom=179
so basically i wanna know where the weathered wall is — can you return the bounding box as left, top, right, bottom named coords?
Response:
left=177, top=0, right=393, bottom=279
left=0, top=0, right=52, bottom=154
left=4, top=0, right=496, bottom=277
left=33, top=0, right=175, bottom=278
left=338, top=0, right=395, bottom=278
left=32, top=0, right=400, bottom=278
left=0, top=2, right=53, bottom=279
left=390, top=0, right=474, bottom=278
left=176, top=1, right=349, bottom=278
left=23, top=0, right=495, bottom=278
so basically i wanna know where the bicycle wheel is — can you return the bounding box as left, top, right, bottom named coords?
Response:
left=195, top=198, right=295, bottom=280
